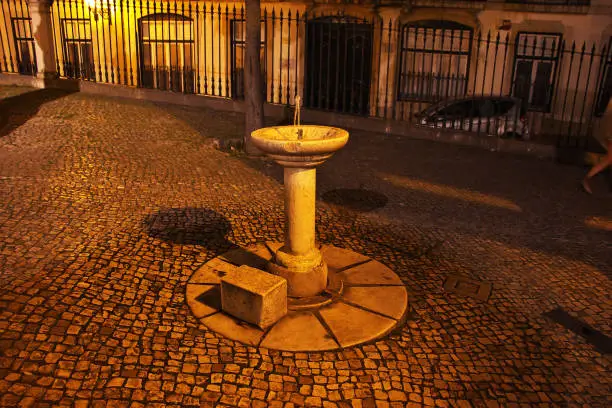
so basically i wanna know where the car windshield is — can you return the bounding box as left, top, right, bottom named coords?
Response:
left=495, top=100, right=515, bottom=115
left=433, top=100, right=475, bottom=118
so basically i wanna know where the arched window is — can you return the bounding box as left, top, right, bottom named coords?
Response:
left=139, top=13, right=194, bottom=93
left=397, top=20, right=473, bottom=102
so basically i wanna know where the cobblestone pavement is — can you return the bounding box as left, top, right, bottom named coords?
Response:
left=0, top=85, right=610, bottom=407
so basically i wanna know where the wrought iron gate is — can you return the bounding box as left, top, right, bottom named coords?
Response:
left=305, top=16, right=373, bottom=115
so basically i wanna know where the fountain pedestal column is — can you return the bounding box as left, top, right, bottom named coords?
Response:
left=283, top=168, right=317, bottom=258
left=270, top=167, right=327, bottom=297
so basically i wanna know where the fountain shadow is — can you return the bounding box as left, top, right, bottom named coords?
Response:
left=143, top=207, right=236, bottom=254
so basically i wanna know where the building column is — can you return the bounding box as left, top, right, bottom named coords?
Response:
left=28, top=0, right=57, bottom=81
left=374, top=7, right=401, bottom=119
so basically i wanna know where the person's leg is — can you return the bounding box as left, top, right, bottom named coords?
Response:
left=582, top=140, right=612, bottom=194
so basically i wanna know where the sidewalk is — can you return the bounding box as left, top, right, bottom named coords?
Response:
left=0, top=86, right=610, bottom=407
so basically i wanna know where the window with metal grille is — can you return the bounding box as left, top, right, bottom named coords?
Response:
left=61, top=19, right=95, bottom=81
left=139, top=14, right=194, bottom=94
left=11, top=17, right=36, bottom=75
left=594, top=37, right=612, bottom=117
left=397, top=20, right=473, bottom=103
left=512, top=32, right=562, bottom=112
left=230, top=19, right=266, bottom=99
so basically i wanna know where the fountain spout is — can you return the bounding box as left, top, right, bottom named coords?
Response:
left=295, top=96, right=303, bottom=140
left=294, top=95, right=301, bottom=127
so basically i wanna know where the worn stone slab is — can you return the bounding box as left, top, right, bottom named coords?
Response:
left=343, top=286, right=408, bottom=320
left=189, top=258, right=237, bottom=284
left=200, top=312, right=265, bottom=347
left=219, top=245, right=273, bottom=269
left=221, top=265, right=287, bottom=329
left=320, top=245, right=370, bottom=272
left=260, top=312, right=339, bottom=351
left=336, top=260, right=404, bottom=286
left=185, top=284, right=221, bottom=318
left=319, top=302, right=396, bottom=348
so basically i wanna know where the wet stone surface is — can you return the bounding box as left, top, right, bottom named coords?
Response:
left=0, top=85, right=611, bottom=407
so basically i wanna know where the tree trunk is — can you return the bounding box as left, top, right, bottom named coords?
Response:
left=244, top=0, right=264, bottom=155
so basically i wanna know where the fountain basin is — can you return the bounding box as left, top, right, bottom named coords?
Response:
left=251, top=125, right=349, bottom=167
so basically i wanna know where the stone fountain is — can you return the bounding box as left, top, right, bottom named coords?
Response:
left=186, top=97, right=408, bottom=351
left=251, top=113, right=348, bottom=298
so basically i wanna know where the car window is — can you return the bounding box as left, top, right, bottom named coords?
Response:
left=435, top=101, right=474, bottom=118
left=478, top=100, right=495, bottom=118
left=494, top=100, right=516, bottom=115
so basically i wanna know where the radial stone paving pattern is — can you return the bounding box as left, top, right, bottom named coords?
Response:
left=185, top=243, right=409, bottom=351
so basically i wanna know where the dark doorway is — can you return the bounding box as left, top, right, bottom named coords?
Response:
left=305, top=16, right=373, bottom=115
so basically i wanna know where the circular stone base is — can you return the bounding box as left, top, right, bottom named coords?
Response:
left=186, top=243, right=409, bottom=351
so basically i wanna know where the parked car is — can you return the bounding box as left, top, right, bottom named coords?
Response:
left=416, top=96, right=530, bottom=140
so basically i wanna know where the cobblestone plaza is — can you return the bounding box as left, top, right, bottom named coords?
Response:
left=0, top=86, right=610, bottom=407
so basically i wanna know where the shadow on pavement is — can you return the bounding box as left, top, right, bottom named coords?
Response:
left=152, top=102, right=245, bottom=142
left=544, top=307, right=612, bottom=354
left=0, top=88, right=77, bottom=138
left=143, top=207, right=235, bottom=251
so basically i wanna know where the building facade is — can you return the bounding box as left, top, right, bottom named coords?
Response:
left=1, top=0, right=611, bottom=144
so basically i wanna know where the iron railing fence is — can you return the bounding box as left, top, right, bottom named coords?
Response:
left=0, top=0, right=36, bottom=75
left=0, top=0, right=610, bottom=150
left=396, top=29, right=612, bottom=149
